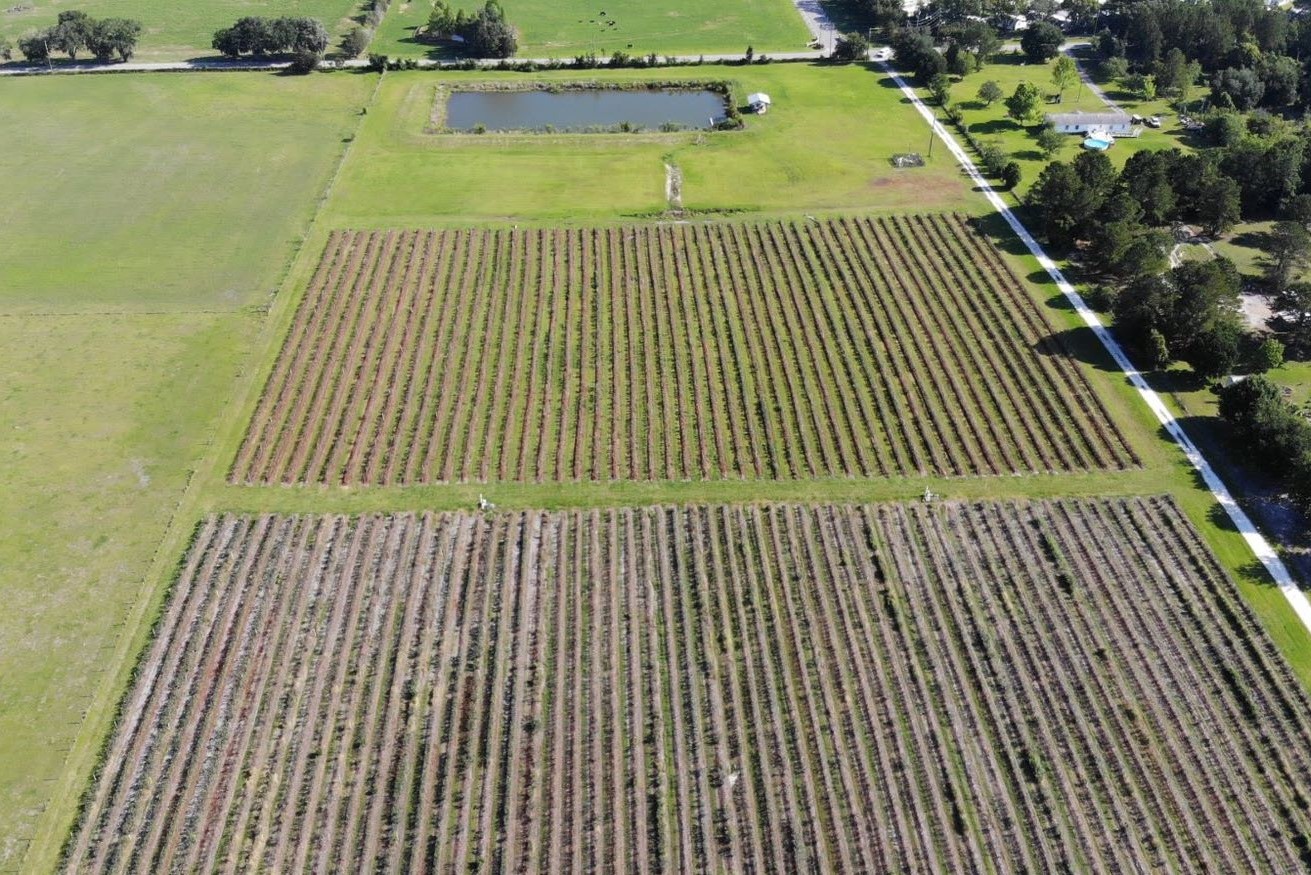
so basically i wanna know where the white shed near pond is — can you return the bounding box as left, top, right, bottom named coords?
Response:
left=747, top=92, right=772, bottom=113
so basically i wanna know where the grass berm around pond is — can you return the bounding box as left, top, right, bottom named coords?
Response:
left=326, top=62, right=979, bottom=226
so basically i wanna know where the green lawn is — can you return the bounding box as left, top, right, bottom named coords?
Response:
left=0, top=312, right=257, bottom=871
left=0, top=0, right=361, bottom=62
left=0, top=72, right=370, bottom=873
left=935, top=52, right=1186, bottom=196
left=326, top=62, right=978, bottom=226
left=371, top=0, right=813, bottom=60
left=0, top=73, right=374, bottom=313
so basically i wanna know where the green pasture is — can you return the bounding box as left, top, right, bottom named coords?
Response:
left=326, top=62, right=978, bottom=226
left=0, top=0, right=360, bottom=62
left=0, top=312, right=257, bottom=872
left=0, top=72, right=373, bottom=313
left=371, top=0, right=813, bottom=61
left=0, top=71, right=371, bottom=873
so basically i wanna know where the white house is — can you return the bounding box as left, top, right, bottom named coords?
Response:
left=1046, top=111, right=1135, bottom=136
left=747, top=92, right=772, bottom=114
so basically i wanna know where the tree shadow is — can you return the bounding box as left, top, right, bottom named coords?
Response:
left=393, top=28, right=465, bottom=60
left=969, top=118, right=1021, bottom=135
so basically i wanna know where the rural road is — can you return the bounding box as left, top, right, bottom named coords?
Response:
left=0, top=49, right=826, bottom=76
left=881, top=60, right=1311, bottom=637
left=0, top=0, right=838, bottom=75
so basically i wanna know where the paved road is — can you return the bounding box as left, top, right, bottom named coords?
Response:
left=1061, top=43, right=1119, bottom=110
left=882, top=59, right=1311, bottom=638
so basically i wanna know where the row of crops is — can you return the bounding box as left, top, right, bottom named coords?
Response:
left=233, top=214, right=1138, bottom=485
left=65, top=498, right=1311, bottom=873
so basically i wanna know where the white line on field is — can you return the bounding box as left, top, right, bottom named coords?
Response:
left=880, top=62, right=1311, bottom=635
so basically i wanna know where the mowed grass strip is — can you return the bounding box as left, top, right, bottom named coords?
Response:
left=232, top=215, right=1139, bottom=485
left=64, top=498, right=1311, bottom=872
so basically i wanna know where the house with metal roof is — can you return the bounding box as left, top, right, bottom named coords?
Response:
left=1045, top=111, right=1134, bottom=136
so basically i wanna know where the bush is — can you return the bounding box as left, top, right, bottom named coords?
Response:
left=343, top=25, right=371, bottom=58
left=832, top=32, right=869, bottom=63
left=287, top=48, right=320, bottom=73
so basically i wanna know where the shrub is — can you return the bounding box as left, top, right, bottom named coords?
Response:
left=288, top=48, right=320, bottom=73
left=343, top=25, right=371, bottom=58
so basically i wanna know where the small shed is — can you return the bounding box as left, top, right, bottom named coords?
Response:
left=1046, top=111, right=1134, bottom=136
left=747, top=92, right=772, bottom=114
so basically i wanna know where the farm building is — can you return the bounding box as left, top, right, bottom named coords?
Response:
left=1046, top=111, right=1134, bottom=136
left=747, top=92, right=772, bottom=113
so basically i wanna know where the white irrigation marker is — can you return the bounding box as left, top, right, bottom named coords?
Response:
left=881, top=63, right=1311, bottom=634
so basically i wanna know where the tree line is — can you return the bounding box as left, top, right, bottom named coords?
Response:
left=212, top=17, right=330, bottom=60
left=13, top=10, right=141, bottom=63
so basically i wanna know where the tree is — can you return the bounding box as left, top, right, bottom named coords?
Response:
left=833, top=32, right=870, bottom=62
left=1036, top=124, right=1066, bottom=158
left=1021, top=21, right=1063, bottom=63
left=1028, top=161, right=1096, bottom=246
left=1265, top=220, right=1311, bottom=291
left=977, top=79, right=1003, bottom=106
left=1154, top=47, right=1189, bottom=96
left=1071, top=150, right=1117, bottom=203
left=1124, top=72, right=1156, bottom=100
left=86, top=18, right=141, bottom=62
left=18, top=29, right=53, bottom=62
left=1051, top=54, right=1078, bottom=101
left=465, top=0, right=516, bottom=57
left=1275, top=282, right=1311, bottom=354
left=288, top=17, right=329, bottom=54
left=1259, top=54, right=1299, bottom=107
left=1120, top=150, right=1177, bottom=226
left=343, top=25, right=371, bottom=57
left=287, top=47, right=319, bottom=73
left=49, top=10, right=92, bottom=60
left=1252, top=337, right=1285, bottom=373
left=892, top=29, right=946, bottom=81
left=1195, top=172, right=1242, bottom=237
left=0, top=37, right=11, bottom=61
left=928, top=72, right=952, bottom=106
left=1005, top=81, right=1043, bottom=123
left=1102, top=55, right=1129, bottom=81
left=1001, top=161, right=1022, bottom=190
left=1204, top=112, right=1246, bottom=147
left=1211, top=66, right=1265, bottom=110
left=1185, top=321, right=1241, bottom=378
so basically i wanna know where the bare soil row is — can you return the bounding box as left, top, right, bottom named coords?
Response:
left=232, top=215, right=1139, bottom=484
left=64, top=498, right=1311, bottom=873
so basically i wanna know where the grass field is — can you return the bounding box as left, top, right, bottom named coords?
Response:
left=234, top=216, right=1136, bottom=485
left=0, top=72, right=371, bottom=872
left=0, top=312, right=256, bottom=870
left=0, top=0, right=360, bottom=62
left=371, top=0, right=813, bottom=60
left=325, top=64, right=977, bottom=226
left=0, top=73, right=373, bottom=313
left=64, top=498, right=1311, bottom=872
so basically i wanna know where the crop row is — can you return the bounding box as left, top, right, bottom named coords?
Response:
left=63, top=498, right=1311, bottom=873
left=232, top=215, right=1139, bottom=484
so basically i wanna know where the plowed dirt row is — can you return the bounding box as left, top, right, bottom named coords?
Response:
left=233, top=215, right=1138, bottom=485
left=65, top=498, right=1311, bottom=873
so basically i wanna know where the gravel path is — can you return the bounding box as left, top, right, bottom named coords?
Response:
left=881, top=59, right=1311, bottom=637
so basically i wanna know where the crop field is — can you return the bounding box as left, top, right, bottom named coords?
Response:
left=64, top=497, right=1311, bottom=873
left=234, top=214, right=1137, bottom=485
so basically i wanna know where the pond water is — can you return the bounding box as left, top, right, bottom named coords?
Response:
left=444, top=88, right=728, bottom=132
